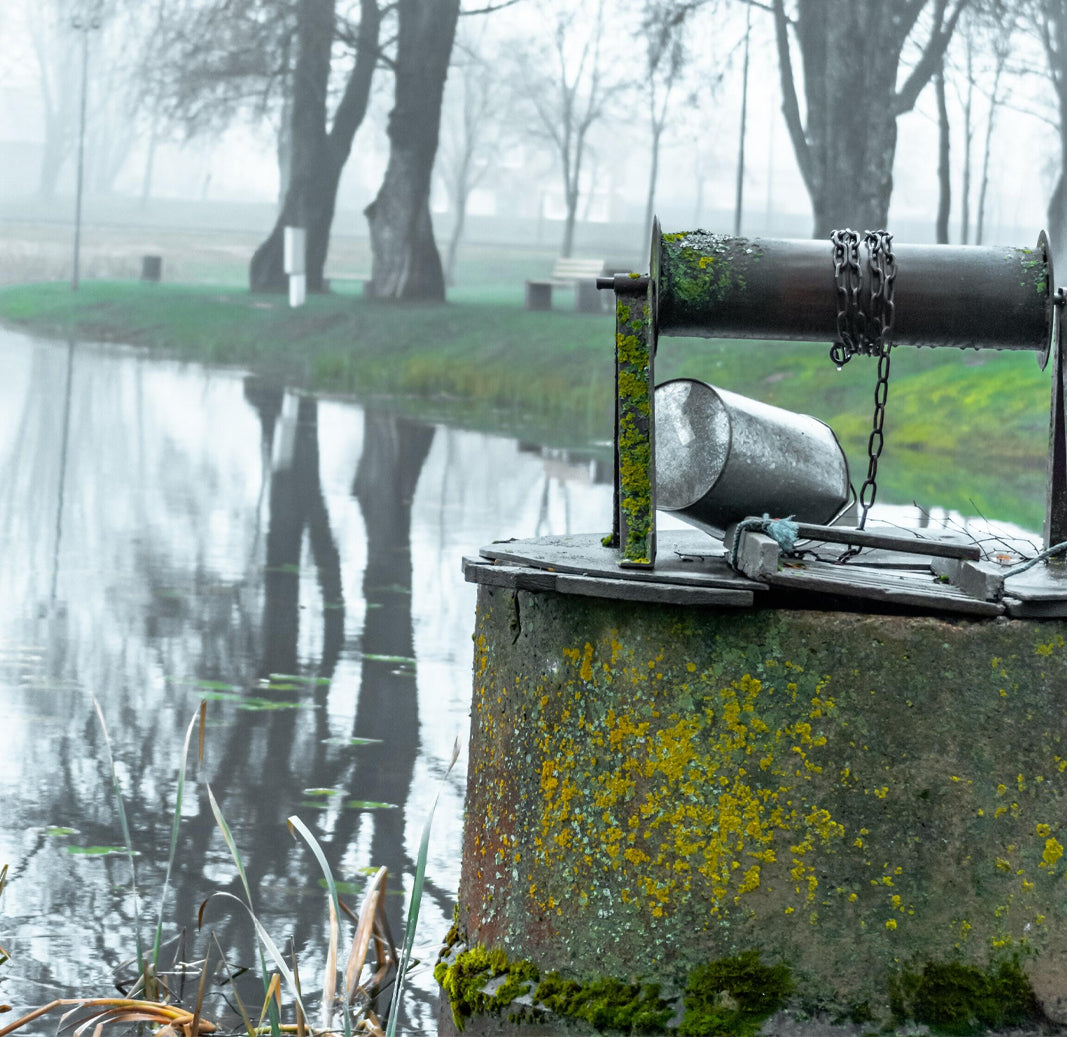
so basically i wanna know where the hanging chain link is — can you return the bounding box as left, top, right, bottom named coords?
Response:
left=830, top=228, right=897, bottom=536
left=830, top=229, right=863, bottom=367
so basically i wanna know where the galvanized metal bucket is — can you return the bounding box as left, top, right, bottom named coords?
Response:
left=654, top=378, right=850, bottom=534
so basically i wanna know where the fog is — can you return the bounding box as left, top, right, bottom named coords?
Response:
left=0, top=0, right=1057, bottom=257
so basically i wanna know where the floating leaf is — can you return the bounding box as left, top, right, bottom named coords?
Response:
left=345, top=800, right=397, bottom=811
left=46, top=827, right=78, bottom=837
left=67, top=845, right=139, bottom=857
left=322, top=737, right=382, bottom=747
left=271, top=673, right=331, bottom=685
left=360, top=654, right=416, bottom=666
left=194, top=680, right=242, bottom=692
left=199, top=691, right=309, bottom=711
left=303, top=788, right=342, bottom=797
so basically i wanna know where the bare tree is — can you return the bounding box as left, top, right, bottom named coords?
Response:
left=640, top=1, right=688, bottom=240
left=1033, top=1, right=1067, bottom=262
left=935, top=63, right=951, bottom=242
left=364, top=0, right=461, bottom=300
left=974, top=29, right=1010, bottom=244
left=772, top=0, right=968, bottom=236
left=436, top=32, right=504, bottom=285
left=513, top=0, right=610, bottom=258
left=22, top=0, right=83, bottom=199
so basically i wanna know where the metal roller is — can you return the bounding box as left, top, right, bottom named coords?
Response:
left=651, top=227, right=1055, bottom=364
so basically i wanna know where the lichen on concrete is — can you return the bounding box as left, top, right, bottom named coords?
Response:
left=460, top=585, right=1067, bottom=1025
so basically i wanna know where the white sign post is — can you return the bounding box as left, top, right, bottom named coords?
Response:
left=283, top=226, right=307, bottom=308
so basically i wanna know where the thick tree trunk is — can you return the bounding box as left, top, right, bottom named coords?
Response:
left=365, top=0, right=460, bottom=301
left=250, top=0, right=379, bottom=294
left=775, top=0, right=961, bottom=237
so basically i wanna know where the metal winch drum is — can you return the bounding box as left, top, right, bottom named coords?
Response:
left=655, top=378, right=850, bottom=534
left=599, top=220, right=1067, bottom=570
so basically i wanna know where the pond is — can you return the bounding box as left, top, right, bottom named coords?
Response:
left=0, top=329, right=1040, bottom=1034
left=0, top=329, right=617, bottom=1034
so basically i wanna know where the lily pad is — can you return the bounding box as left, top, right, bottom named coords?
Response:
left=46, top=826, right=78, bottom=837
left=303, top=788, right=342, bottom=797
left=345, top=800, right=398, bottom=811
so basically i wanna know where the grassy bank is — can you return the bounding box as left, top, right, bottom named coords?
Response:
left=0, top=280, right=1053, bottom=529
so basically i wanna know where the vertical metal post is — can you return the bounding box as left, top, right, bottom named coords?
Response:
left=71, top=26, right=90, bottom=291
left=1045, top=289, right=1067, bottom=550
left=600, top=274, right=657, bottom=568
left=71, top=4, right=100, bottom=292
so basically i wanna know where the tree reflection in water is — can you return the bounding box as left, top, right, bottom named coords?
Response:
left=0, top=332, right=612, bottom=1034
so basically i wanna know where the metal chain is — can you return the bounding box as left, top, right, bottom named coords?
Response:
left=829, top=228, right=896, bottom=541
left=830, top=229, right=863, bottom=367
left=857, top=230, right=896, bottom=530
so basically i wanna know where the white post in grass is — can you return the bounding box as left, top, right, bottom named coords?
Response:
left=284, top=226, right=306, bottom=307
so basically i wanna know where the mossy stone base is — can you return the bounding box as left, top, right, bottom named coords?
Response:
left=456, top=584, right=1067, bottom=1030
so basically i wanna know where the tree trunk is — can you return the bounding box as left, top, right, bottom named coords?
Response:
left=960, top=39, right=974, bottom=244
left=365, top=0, right=460, bottom=301
left=561, top=187, right=578, bottom=259
left=250, top=0, right=380, bottom=294
left=775, top=0, right=962, bottom=237
left=935, top=68, right=950, bottom=244
left=444, top=191, right=467, bottom=287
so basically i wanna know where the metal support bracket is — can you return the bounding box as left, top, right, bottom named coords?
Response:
left=600, top=273, right=657, bottom=568
left=1045, top=288, right=1067, bottom=550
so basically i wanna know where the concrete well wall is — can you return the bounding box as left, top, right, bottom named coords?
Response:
left=450, top=583, right=1067, bottom=1029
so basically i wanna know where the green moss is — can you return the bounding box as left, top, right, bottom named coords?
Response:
left=434, top=944, right=539, bottom=1030
left=535, top=972, right=673, bottom=1033
left=679, top=951, right=792, bottom=1036
left=614, top=293, right=653, bottom=564
left=889, top=959, right=1042, bottom=1035
left=437, top=943, right=795, bottom=1034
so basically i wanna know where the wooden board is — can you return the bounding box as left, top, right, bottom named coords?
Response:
left=467, top=529, right=1067, bottom=617
left=480, top=531, right=761, bottom=592
left=464, top=558, right=755, bottom=608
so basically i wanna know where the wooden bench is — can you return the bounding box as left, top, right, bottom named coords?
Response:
left=324, top=272, right=373, bottom=295
left=525, top=258, right=605, bottom=312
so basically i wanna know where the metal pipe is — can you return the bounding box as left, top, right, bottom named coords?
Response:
left=71, top=23, right=90, bottom=292
left=652, top=229, right=1054, bottom=359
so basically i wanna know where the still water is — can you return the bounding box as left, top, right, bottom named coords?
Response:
left=0, top=329, right=615, bottom=1033
left=0, top=330, right=1040, bottom=1034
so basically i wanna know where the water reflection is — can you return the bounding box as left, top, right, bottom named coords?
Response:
left=0, top=330, right=611, bottom=1033
left=0, top=330, right=1041, bottom=1033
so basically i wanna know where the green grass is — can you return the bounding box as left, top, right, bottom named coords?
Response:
left=0, top=280, right=1053, bottom=530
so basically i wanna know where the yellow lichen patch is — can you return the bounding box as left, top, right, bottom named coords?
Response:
left=530, top=669, right=847, bottom=919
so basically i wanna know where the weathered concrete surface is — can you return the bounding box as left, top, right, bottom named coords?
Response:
left=455, top=584, right=1067, bottom=1029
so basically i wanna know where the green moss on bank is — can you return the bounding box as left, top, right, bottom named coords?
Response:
left=434, top=942, right=790, bottom=1034
left=0, top=280, right=1051, bottom=529
left=435, top=940, right=1044, bottom=1035
left=890, top=959, right=1043, bottom=1035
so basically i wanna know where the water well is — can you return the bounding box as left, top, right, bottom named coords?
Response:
left=440, top=225, right=1067, bottom=1035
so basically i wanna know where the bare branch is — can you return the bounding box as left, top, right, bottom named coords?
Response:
left=894, top=0, right=969, bottom=115
left=772, top=0, right=814, bottom=196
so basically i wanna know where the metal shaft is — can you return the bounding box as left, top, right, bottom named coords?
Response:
left=652, top=230, right=1054, bottom=359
